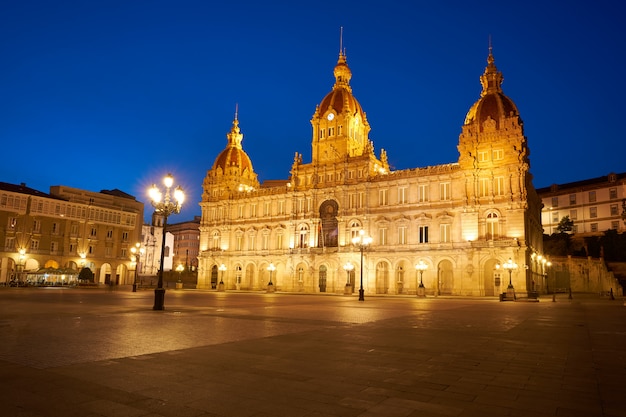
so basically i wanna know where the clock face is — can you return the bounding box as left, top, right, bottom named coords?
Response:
left=327, top=113, right=334, bottom=121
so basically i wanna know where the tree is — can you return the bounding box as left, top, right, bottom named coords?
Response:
left=78, top=267, right=94, bottom=282
left=556, top=215, right=574, bottom=234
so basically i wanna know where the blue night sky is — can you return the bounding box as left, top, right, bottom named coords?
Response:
left=1, top=0, right=624, bottom=223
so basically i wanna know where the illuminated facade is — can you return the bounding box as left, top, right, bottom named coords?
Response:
left=198, top=46, right=544, bottom=296
left=0, top=182, right=143, bottom=285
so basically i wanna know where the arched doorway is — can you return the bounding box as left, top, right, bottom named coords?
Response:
left=210, top=265, right=218, bottom=289
left=318, top=265, right=327, bottom=292
left=438, top=260, right=454, bottom=295
left=100, top=263, right=112, bottom=285
left=376, top=261, right=389, bottom=294
left=318, top=200, right=339, bottom=247
left=483, top=259, right=500, bottom=296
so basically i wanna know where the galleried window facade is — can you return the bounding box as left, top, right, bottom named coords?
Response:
left=198, top=41, right=543, bottom=297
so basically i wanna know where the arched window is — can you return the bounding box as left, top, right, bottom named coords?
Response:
left=212, top=230, right=220, bottom=250
left=486, top=212, right=500, bottom=240
left=297, top=225, right=309, bottom=248
left=349, top=220, right=361, bottom=241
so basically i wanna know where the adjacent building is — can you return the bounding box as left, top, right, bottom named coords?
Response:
left=167, top=216, right=200, bottom=272
left=537, top=172, right=626, bottom=236
left=0, top=182, right=143, bottom=285
left=197, top=46, right=544, bottom=296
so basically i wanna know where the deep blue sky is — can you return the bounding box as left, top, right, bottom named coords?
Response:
left=1, top=1, right=624, bottom=223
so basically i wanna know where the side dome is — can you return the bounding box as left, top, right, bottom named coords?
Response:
left=211, top=116, right=255, bottom=176
left=463, top=48, right=520, bottom=130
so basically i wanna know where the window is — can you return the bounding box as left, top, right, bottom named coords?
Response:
left=105, top=247, right=112, bottom=257
left=262, top=232, right=269, bottom=250
left=236, top=234, right=243, bottom=251
left=277, top=201, right=284, bottom=215
left=570, top=209, right=577, bottom=220
left=398, top=187, right=407, bottom=204
left=418, top=226, right=429, bottom=243
left=276, top=233, right=283, bottom=249
left=379, top=189, right=388, bottom=206
left=551, top=197, right=559, bottom=208
left=69, top=243, right=75, bottom=254
left=33, top=220, right=41, bottom=233
left=486, top=212, right=499, bottom=240
left=440, top=224, right=450, bottom=243
left=611, top=221, right=620, bottom=230
left=122, top=231, right=129, bottom=241
left=250, top=203, right=257, bottom=217
left=349, top=221, right=361, bottom=241
left=349, top=193, right=358, bottom=209
left=610, top=204, right=619, bottom=216
left=212, top=231, right=220, bottom=250
left=609, top=188, right=617, bottom=199
left=379, top=228, right=387, bottom=245
left=479, top=178, right=489, bottom=197
left=493, top=149, right=503, bottom=160
left=5, top=237, right=15, bottom=251
left=263, top=201, right=271, bottom=216
left=52, top=223, right=59, bottom=235
left=418, top=185, right=429, bottom=202
left=589, top=191, right=596, bottom=202
left=297, top=225, right=309, bottom=248
left=298, top=199, right=305, bottom=213
left=106, top=230, right=113, bottom=239
left=238, top=205, right=244, bottom=218
left=552, top=211, right=559, bottom=223
left=478, top=151, right=488, bottom=162
left=494, top=177, right=505, bottom=196
left=590, top=223, right=598, bottom=232
left=440, top=182, right=451, bottom=201
left=247, top=233, right=256, bottom=250
left=569, top=194, right=576, bottom=205
left=589, top=207, right=597, bottom=218
left=90, top=227, right=97, bottom=237
left=398, top=226, right=407, bottom=245
left=31, top=240, right=40, bottom=251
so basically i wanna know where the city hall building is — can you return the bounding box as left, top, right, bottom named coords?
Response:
left=197, top=46, right=544, bottom=297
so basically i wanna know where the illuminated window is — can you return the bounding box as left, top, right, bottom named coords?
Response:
left=418, top=185, right=429, bottom=202
left=478, top=151, right=488, bottom=162
left=479, top=178, right=489, bottom=197
left=440, top=182, right=450, bottom=201
left=494, top=177, right=505, bottom=196
left=493, top=149, right=504, bottom=160
left=486, top=212, right=500, bottom=240
left=379, top=228, right=387, bottom=245
left=297, top=224, right=309, bottom=248
left=398, top=187, right=407, bottom=204
left=379, top=189, right=388, bottom=206
left=398, top=226, right=407, bottom=244
left=440, top=224, right=450, bottom=243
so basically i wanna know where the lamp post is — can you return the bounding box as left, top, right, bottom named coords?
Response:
left=130, top=243, right=144, bottom=292
left=218, top=263, right=226, bottom=292
left=267, top=262, right=276, bottom=293
left=148, top=173, right=184, bottom=310
left=415, top=260, right=427, bottom=297
left=16, top=248, right=26, bottom=287
left=352, top=230, right=372, bottom=301
left=502, top=257, right=517, bottom=300
left=343, top=261, right=354, bottom=295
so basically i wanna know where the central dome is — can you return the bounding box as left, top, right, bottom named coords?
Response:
left=316, top=52, right=366, bottom=121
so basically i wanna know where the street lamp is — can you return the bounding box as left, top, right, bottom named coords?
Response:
left=267, top=262, right=276, bottom=293
left=130, top=243, right=144, bottom=292
left=415, top=260, right=428, bottom=297
left=218, top=263, right=226, bottom=292
left=500, top=257, right=517, bottom=300
left=352, top=230, right=372, bottom=301
left=343, top=261, right=354, bottom=295
left=148, top=173, right=184, bottom=310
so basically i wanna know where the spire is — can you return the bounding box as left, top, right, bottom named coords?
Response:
left=479, top=39, right=504, bottom=96
left=226, top=104, right=243, bottom=149
left=333, top=27, right=352, bottom=91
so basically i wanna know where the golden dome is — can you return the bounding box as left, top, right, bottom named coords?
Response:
left=317, top=52, right=366, bottom=121
left=464, top=48, right=520, bottom=130
left=212, top=116, right=255, bottom=175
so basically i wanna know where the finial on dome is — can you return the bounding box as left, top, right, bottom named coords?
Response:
left=234, top=103, right=238, bottom=121
left=479, top=38, right=503, bottom=96
left=339, top=26, right=344, bottom=57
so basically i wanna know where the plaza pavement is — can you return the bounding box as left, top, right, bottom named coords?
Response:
left=0, top=286, right=625, bottom=417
